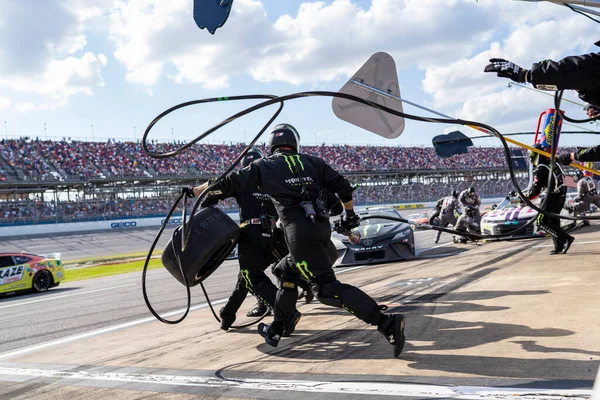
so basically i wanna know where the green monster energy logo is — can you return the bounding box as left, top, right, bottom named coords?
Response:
left=295, top=260, right=314, bottom=281
left=282, top=154, right=304, bottom=173
left=241, top=269, right=252, bottom=289
left=363, top=224, right=383, bottom=237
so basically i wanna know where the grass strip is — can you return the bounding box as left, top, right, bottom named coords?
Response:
left=64, top=259, right=164, bottom=282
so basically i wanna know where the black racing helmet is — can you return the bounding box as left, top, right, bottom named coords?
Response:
left=241, top=147, right=264, bottom=168
left=465, top=205, right=476, bottom=217
left=529, top=143, right=549, bottom=166
left=468, top=186, right=476, bottom=197
left=452, top=190, right=458, bottom=198
left=268, top=123, right=300, bottom=153
left=575, top=169, right=584, bottom=180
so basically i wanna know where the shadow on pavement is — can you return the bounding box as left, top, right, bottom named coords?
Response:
left=251, top=289, right=599, bottom=380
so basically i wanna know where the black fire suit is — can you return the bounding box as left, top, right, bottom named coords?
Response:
left=523, top=162, right=573, bottom=252
left=202, top=181, right=288, bottom=320
left=213, top=149, right=386, bottom=335
left=528, top=51, right=600, bottom=161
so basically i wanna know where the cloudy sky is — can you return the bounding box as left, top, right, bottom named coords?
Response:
left=1, top=0, right=599, bottom=148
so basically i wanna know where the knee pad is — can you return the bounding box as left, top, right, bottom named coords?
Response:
left=311, top=279, right=343, bottom=308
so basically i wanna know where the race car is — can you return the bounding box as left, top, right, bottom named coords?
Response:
left=0, top=252, right=63, bottom=296
left=480, top=195, right=575, bottom=237
left=331, top=207, right=415, bottom=266
left=407, top=211, right=429, bottom=227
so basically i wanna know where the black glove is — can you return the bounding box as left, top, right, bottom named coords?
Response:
left=181, top=186, right=195, bottom=197
left=341, top=213, right=360, bottom=230
left=557, top=153, right=574, bottom=166
left=484, top=58, right=528, bottom=83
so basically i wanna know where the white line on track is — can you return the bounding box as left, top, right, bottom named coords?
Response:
left=0, top=298, right=227, bottom=361
left=0, top=284, right=136, bottom=310
left=0, top=264, right=372, bottom=361
left=0, top=366, right=592, bottom=399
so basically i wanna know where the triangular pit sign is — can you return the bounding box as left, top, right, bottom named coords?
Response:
left=332, top=52, right=405, bottom=139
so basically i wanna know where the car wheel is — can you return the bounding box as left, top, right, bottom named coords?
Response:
left=32, top=270, right=53, bottom=292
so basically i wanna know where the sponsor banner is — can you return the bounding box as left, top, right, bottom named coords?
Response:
left=0, top=212, right=239, bottom=238
left=393, top=204, right=425, bottom=210
left=0, top=265, right=24, bottom=285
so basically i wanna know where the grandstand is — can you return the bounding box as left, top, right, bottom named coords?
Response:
left=1, top=137, right=586, bottom=225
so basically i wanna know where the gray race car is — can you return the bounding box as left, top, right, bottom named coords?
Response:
left=331, top=207, right=415, bottom=267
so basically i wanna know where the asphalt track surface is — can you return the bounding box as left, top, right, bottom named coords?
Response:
left=0, top=228, right=439, bottom=355
left=0, top=225, right=598, bottom=399
left=1, top=227, right=178, bottom=262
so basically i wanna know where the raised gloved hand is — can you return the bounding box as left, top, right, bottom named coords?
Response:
left=557, top=153, right=574, bottom=166
left=181, top=186, right=195, bottom=197
left=484, top=58, right=528, bottom=83
left=341, top=211, right=360, bottom=231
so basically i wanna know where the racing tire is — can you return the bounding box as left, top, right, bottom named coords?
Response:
left=32, top=270, right=53, bottom=292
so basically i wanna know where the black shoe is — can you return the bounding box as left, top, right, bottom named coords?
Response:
left=548, top=249, right=561, bottom=255
left=378, top=314, right=406, bottom=358
left=219, top=307, right=235, bottom=331
left=561, top=236, right=575, bottom=254
left=282, top=310, right=302, bottom=337
left=247, top=303, right=271, bottom=317
left=258, top=323, right=280, bottom=347
left=582, top=220, right=591, bottom=226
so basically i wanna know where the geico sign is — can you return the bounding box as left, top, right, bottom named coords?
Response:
left=161, top=218, right=182, bottom=225
left=111, top=221, right=137, bottom=229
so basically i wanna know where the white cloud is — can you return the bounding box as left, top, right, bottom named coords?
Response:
left=421, top=4, right=600, bottom=132
left=108, top=0, right=498, bottom=89
left=14, top=102, right=38, bottom=113
left=0, top=97, right=11, bottom=110
left=0, top=53, right=107, bottom=105
left=109, top=0, right=271, bottom=88
left=0, top=0, right=108, bottom=108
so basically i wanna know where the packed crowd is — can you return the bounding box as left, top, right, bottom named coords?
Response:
left=1, top=179, right=526, bottom=224
left=0, top=138, right=526, bottom=182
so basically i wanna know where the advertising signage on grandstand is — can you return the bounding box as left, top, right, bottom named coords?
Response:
left=110, top=221, right=137, bottom=229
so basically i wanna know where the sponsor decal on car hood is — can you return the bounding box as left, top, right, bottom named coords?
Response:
left=483, top=207, right=537, bottom=223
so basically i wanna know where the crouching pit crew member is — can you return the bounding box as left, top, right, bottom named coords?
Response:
left=572, top=169, right=600, bottom=222
left=208, top=123, right=406, bottom=357
left=191, top=147, right=298, bottom=332
left=523, top=144, right=574, bottom=255
left=453, top=205, right=479, bottom=244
